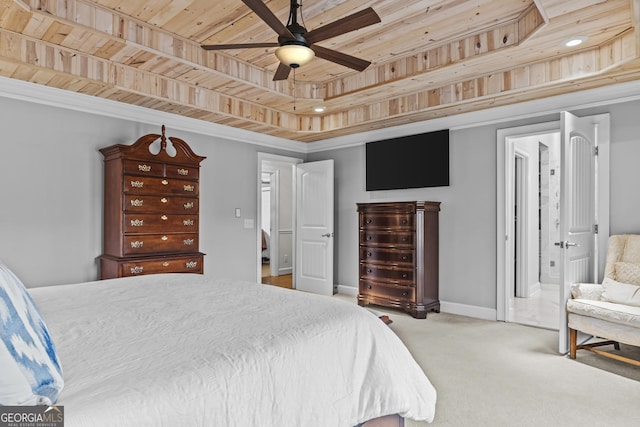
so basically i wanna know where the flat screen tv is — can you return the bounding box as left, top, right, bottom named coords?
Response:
left=366, top=129, right=449, bottom=191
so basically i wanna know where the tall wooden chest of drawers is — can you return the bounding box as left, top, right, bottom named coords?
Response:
left=357, top=201, right=440, bottom=319
left=99, top=126, right=206, bottom=279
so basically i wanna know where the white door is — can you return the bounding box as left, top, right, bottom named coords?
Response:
left=558, top=112, right=600, bottom=353
left=294, top=160, right=335, bottom=295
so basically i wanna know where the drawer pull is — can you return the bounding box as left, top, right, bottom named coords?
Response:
left=138, top=164, right=152, bottom=172
left=184, top=202, right=194, bottom=209
left=162, top=262, right=170, bottom=267
left=130, top=219, right=144, bottom=227
left=161, top=236, right=168, bottom=241
left=162, top=179, right=169, bottom=185
left=183, top=219, right=194, bottom=226
left=183, top=238, right=195, bottom=246
left=130, top=241, right=144, bottom=248
left=131, top=199, right=144, bottom=207
left=161, top=215, right=168, bottom=220
left=161, top=198, right=168, bottom=203
left=367, top=252, right=372, bottom=257
left=402, top=237, right=409, bottom=242
left=402, top=273, right=408, bottom=278
left=402, top=255, right=408, bottom=260
left=130, top=266, right=143, bottom=274
left=366, top=218, right=373, bottom=224
left=130, top=180, right=144, bottom=188
left=401, top=219, right=408, bottom=225
left=402, top=291, right=409, bottom=297
left=183, top=184, right=195, bottom=192
left=367, top=284, right=372, bottom=290
left=185, top=261, right=198, bottom=269
left=366, top=268, right=372, bottom=273
left=366, top=235, right=372, bottom=241
left=177, top=168, right=189, bottom=176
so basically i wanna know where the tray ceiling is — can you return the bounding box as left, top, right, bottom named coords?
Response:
left=0, top=0, right=639, bottom=142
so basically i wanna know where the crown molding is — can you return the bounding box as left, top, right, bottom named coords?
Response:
left=3, top=76, right=640, bottom=155
left=306, top=79, right=640, bottom=153
left=0, top=76, right=308, bottom=154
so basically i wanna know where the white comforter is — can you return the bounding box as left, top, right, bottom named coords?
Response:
left=29, top=274, right=436, bottom=426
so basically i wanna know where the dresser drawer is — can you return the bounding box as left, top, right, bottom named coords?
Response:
left=124, top=176, right=199, bottom=196
left=360, top=247, right=414, bottom=266
left=359, top=280, right=415, bottom=302
left=360, top=213, right=414, bottom=229
left=165, top=164, right=199, bottom=181
left=124, top=213, right=198, bottom=233
left=119, top=255, right=204, bottom=276
left=359, top=230, right=414, bottom=247
left=124, top=233, right=199, bottom=255
left=360, top=263, right=414, bottom=284
left=125, top=195, right=199, bottom=213
left=123, top=159, right=164, bottom=177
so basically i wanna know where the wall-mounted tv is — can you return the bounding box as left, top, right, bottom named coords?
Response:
left=366, top=129, right=449, bottom=191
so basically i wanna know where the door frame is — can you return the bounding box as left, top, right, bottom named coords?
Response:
left=497, top=121, right=560, bottom=322
left=513, top=150, right=530, bottom=299
left=497, top=115, right=610, bottom=341
left=256, top=152, right=303, bottom=285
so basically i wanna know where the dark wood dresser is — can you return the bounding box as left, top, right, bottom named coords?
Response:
left=357, top=201, right=440, bottom=318
left=99, top=126, right=206, bottom=279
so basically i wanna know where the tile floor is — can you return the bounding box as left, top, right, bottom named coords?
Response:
left=511, top=283, right=559, bottom=330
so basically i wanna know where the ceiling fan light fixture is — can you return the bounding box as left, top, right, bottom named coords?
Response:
left=275, top=44, right=315, bottom=68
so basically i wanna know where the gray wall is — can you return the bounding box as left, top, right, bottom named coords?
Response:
left=2, top=88, right=640, bottom=317
left=0, top=96, right=301, bottom=287
left=309, top=99, right=640, bottom=313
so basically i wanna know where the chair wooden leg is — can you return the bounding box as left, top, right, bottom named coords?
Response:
left=569, top=328, right=577, bottom=359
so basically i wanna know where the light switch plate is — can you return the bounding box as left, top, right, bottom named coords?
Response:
left=235, top=208, right=241, bottom=218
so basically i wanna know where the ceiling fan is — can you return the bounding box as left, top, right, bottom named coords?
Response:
left=201, top=0, right=381, bottom=81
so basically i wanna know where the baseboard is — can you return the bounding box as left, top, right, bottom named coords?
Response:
left=337, top=284, right=358, bottom=296
left=439, top=301, right=497, bottom=321
left=337, top=285, right=497, bottom=321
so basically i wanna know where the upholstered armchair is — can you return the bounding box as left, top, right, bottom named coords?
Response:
left=566, top=234, right=640, bottom=366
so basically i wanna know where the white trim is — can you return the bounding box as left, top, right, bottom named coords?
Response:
left=336, top=285, right=498, bottom=321
left=439, top=301, right=497, bottom=321
left=0, top=76, right=307, bottom=153
left=513, top=150, right=530, bottom=299
left=256, top=152, right=303, bottom=284
left=337, top=285, right=358, bottom=296
left=497, top=121, right=561, bottom=322
left=308, top=80, right=640, bottom=152
left=2, top=75, right=640, bottom=153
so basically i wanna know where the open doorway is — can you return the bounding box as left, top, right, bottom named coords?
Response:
left=256, top=153, right=302, bottom=289
left=497, top=121, right=562, bottom=329
left=498, top=114, right=610, bottom=352
left=510, top=133, right=561, bottom=330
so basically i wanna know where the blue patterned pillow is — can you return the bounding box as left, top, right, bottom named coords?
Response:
left=0, top=261, right=64, bottom=405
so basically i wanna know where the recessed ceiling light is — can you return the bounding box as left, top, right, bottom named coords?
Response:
left=313, top=106, right=326, bottom=113
left=564, top=36, right=587, bottom=47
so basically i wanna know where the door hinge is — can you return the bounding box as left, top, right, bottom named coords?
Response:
left=594, top=224, right=599, bottom=234
left=594, top=146, right=599, bottom=156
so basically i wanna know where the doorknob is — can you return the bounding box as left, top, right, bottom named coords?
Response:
left=321, top=232, right=334, bottom=238
left=554, top=241, right=580, bottom=249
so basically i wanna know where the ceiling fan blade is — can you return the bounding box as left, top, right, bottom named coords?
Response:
left=311, top=45, right=371, bottom=72
left=305, top=7, right=381, bottom=44
left=201, top=42, right=279, bottom=50
left=273, top=63, right=291, bottom=81
left=242, top=0, right=295, bottom=39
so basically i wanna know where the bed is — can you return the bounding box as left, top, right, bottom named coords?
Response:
left=1, top=266, right=436, bottom=426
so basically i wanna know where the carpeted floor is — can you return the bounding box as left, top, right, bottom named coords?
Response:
left=336, top=295, right=640, bottom=426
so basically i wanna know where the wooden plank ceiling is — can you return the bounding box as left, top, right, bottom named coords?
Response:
left=0, top=0, right=638, bottom=142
